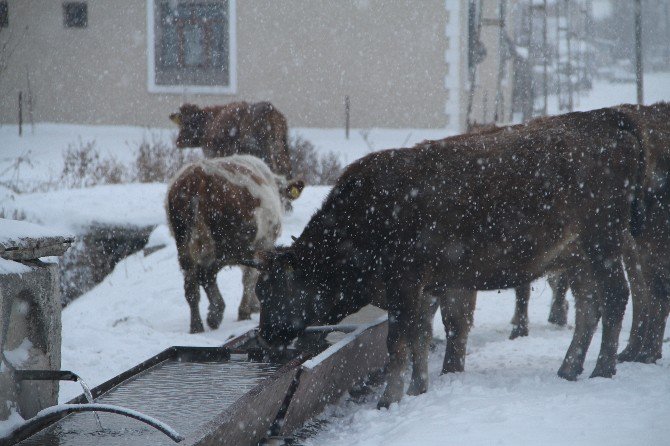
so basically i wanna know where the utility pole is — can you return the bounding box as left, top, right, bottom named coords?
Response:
left=634, top=0, right=643, bottom=104
left=542, top=0, right=548, bottom=116
left=564, top=0, right=573, bottom=112
left=494, top=0, right=507, bottom=123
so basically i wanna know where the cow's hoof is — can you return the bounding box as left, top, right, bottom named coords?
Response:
left=590, top=358, right=616, bottom=378
left=633, top=350, right=661, bottom=364
left=377, top=382, right=403, bottom=409
left=509, top=325, right=529, bottom=340
left=190, top=323, right=205, bottom=334
left=207, top=307, right=224, bottom=329
left=548, top=303, right=569, bottom=326
left=441, top=360, right=464, bottom=375
left=617, top=345, right=640, bottom=363
left=557, top=363, right=582, bottom=381
left=406, top=378, right=427, bottom=396
left=377, top=394, right=400, bottom=410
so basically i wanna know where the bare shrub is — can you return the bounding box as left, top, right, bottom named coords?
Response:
left=316, top=152, right=344, bottom=185
left=60, top=139, right=127, bottom=188
left=134, top=137, right=201, bottom=183
left=289, top=136, right=343, bottom=185
left=58, top=137, right=201, bottom=189
left=0, top=150, right=34, bottom=193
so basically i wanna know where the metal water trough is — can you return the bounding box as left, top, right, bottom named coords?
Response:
left=6, top=315, right=388, bottom=446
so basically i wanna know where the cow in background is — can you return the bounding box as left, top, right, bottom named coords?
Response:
left=166, top=155, right=304, bottom=333
left=169, top=101, right=293, bottom=178
left=616, top=102, right=670, bottom=363
left=511, top=102, right=670, bottom=360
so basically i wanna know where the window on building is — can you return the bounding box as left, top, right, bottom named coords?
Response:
left=0, top=2, right=8, bottom=28
left=63, top=2, right=87, bottom=28
left=150, top=0, right=236, bottom=93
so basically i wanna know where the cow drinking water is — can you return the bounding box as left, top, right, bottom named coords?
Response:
left=166, top=155, right=304, bottom=334
left=251, top=106, right=657, bottom=408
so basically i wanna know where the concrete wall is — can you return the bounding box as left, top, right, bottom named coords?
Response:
left=0, top=0, right=453, bottom=129
left=0, top=260, right=62, bottom=420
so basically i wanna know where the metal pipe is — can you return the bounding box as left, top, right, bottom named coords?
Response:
left=12, top=369, right=80, bottom=382
left=303, top=324, right=360, bottom=334
left=0, top=403, right=185, bottom=444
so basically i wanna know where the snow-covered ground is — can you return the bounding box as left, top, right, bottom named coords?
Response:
left=1, top=73, right=670, bottom=444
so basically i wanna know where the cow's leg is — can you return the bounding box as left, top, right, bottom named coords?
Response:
left=634, top=274, right=669, bottom=363
left=590, top=258, right=628, bottom=378
left=184, top=269, right=204, bottom=334
left=548, top=272, right=570, bottom=326
left=618, top=236, right=649, bottom=362
left=238, top=266, right=261, bottom=320
left=407, top=293, right=433, bottom=396
left=202, top=269, right=225, bottom=330
left=510, top=283, right=531, bottom=339
left=557, top=267, right=601, bottom=380
left=378, top=283, right=413, bottom=409
left=441, top=289, right=476, bottom=374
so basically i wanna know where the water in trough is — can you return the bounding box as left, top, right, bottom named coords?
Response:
left=17, top=354, right=281, bottom=445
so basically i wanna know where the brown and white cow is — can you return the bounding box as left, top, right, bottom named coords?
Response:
left=165, top=155, right=304, bottom=334
left=252, top=106, right=663, bottom=408
left=169, top=101, right=293, bottom=178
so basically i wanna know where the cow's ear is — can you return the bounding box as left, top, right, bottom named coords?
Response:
left=276, top=250, right=300, bottom=275
left=169, top=113, right=182, bottom=126
left=285, top=180, right=305, bottom=200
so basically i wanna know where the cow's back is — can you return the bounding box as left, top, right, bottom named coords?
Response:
left=166, top=155, right=285, bottom=267
left=202, top=102, right=292, bottom=177
left=297, top=108, right=641, bottom=290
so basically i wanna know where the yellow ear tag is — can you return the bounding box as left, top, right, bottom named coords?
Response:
left=289, top=186, right=301, bottom=199
left=170, top=114, right=182, bottom=125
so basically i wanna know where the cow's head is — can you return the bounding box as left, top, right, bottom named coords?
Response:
left=251, top=250, right=316, bottom=346
left=249, top=244, right=365, bottom=348
left=170, top=104, right=207, bottom=148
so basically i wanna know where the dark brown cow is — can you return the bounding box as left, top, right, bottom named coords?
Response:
left=510, top=231, right=645, bottom=340
left=509, top=103, right=670, bottom=360
left=252, top=106, right=657, bottom=408
left=169, top=101, right=293, bottom=177
left=166, top=155, right=304, bottom=333
left=616, top=102, right=670, bottom=363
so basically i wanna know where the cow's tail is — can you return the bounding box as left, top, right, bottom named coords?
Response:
left=187, top=196, right=217, bottom=267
